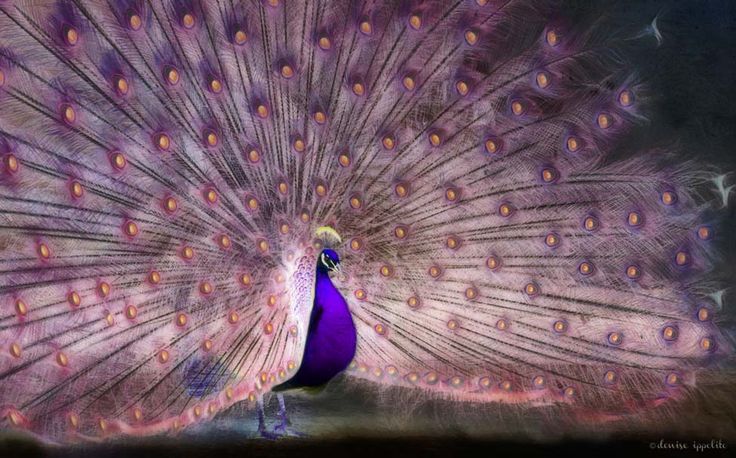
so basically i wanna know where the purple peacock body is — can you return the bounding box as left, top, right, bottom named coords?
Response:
left=0, top=0, right=729, bottom=442
left=274, top=248, right=358, bottom=391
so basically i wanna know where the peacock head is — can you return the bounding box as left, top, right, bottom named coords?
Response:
left=317, top=249, right=341, bottom=273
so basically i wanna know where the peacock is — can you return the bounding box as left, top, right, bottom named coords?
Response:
left=0, top=0, right=731, bottom=443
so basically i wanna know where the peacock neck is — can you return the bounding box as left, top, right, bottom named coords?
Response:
left=314, top=269, right=352, bottom=319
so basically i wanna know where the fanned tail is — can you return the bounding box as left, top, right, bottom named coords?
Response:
left=0, top=0, right=730, bottom=443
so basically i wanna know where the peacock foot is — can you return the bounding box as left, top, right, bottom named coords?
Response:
left=256, top=394, right=306, bottom=439
left=273, top=420, right=306, bottom=438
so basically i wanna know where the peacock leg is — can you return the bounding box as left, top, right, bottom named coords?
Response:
left=273, top=393, right=305, bottom=437
left=256, top=395, right=278, bottom=440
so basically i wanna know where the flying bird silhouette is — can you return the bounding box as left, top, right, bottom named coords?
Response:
left=0, top=0, right=730, bottom=442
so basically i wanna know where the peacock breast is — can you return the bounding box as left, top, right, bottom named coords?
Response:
left=297, top=271, right=357, bottom=386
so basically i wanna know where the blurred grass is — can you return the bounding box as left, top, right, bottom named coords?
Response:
left=1, top=371, right=735, bottom=457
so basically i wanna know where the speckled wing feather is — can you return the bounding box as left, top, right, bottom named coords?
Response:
left=0, top=0, right=729, bottom=443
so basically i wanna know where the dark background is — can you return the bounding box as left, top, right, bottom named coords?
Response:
left=2, top=0, right=736, bottom=456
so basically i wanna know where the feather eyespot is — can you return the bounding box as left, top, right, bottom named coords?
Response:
left=665, top=373, right=680, bottom=387
left=113, top=75, right=129, bottom=96
left=540, top=166, right=559, bottom=183
left=125, top=305, right=137, bottom=320
left=3, top=154, right=18, bottom=174
left=618, top=89, right=634, bottom=107
left=154, top=132, right=171, bottom=151
left=607, top=332, right=623, bottom=346
left=524, top=282, right=540, bottom=297
left=486, top=255, right=501, bottom=271
left=202, top=128, right=220, bottom=148
left=127, top=10, right=143, bottom=31
left=428, top=130, right=443, bottom=147
left=394, top=182, right=410, bottom=198
left=379, top=264, right=394, bottom=277
left=157, top=350, right=170, bottom=363
left=408, top=13, right=422, bottom=30
left=464, top=29, right=478, bottom=46
left=280, top=64, right=295, bottom=79
left=14, top=299, right=28, bottom=317
left=314, top=181, right=328, bottom=198
left=510, top=99, right=526, bottom=116
left=181, top=246, right=194, bottom=260
left=337, top=152, right=351, bottom=167
left=582, top=215, right=599, bottom=231
left=60, top=104, right=76, bottom=124
left=181, top=13, right=196, bottom=29
left=603, top=370, right=617, bottom=385
left=317, top=35, right=331, bottom=50
left=382, top=134, right=397, bottom=150
left=123, top=220, right=139, bottom=237
left=544, top=232, right=560, bottom=248
left=597, top=113, right=613, bottom=129
left=444, top=186, right=460, bottom=202
left=233, top=29, right=248, bottom=45
left=566, top=135, right=582, bottom=152
left=578, top=261, right=595, bottom=276
left=351, top=81, right=366, bottom=96
left=626, top=211, right=643, bottom=228
left=455, top=80, right=470, bottom=96
left=428, top=265, right=443, bottom=279
left=625, top=264, right=641, bottom=280
left=314, top=110, right=327, bottom=125
left=358, top=19, right=373, bottom=35
left=203, top=188, right=218, bottom=204
left=484, top=136, right=502, bottom=155
left=661, top=190, right=678, bottom=206
left=445, top=235, right=461, bottom=250
left=535, top=71, right=551, bottom=89
left=62, top=25, right=79, bottom=46
left=109, top=151, right=126, bottom=170
left=545, top=29, right=560, bottom=47
left=674, top=250, right=691, bottom=267
left=163, top=66, right=180, bottom=85
left=552, top=320, right=568, bottom=334
left=696, top=226, right=713, bottom=240
left=292, top=136, right=306, bottom=153
left=163, top=196, right=178, bottom=213
left=67, top=291, right=81, bottom=308
left=148, top=271, right=161, bottom=285
left=662, top=325, right=678, bottom=342
left=246, top=146, right=261, bottom=164
left=348, top=193, right=362, bottom=209
left=208, top=77, right=223, bottom=94
left=700, top=336, right=716, bottom=352
left=255, top=103, right=269, bottom=119
left=498, top=202, right=515, bottom=217
left=394, top=225, right=409, bottom=239
left=402, top=74, right=416, bottom=91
